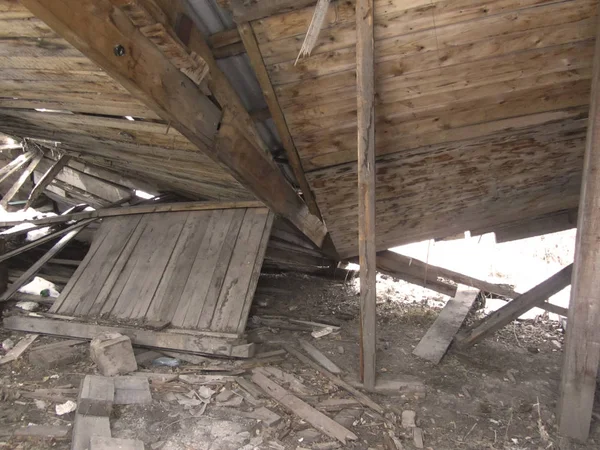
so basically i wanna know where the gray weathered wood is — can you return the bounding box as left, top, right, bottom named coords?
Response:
left=0, top=221, right=93, bottom=302
left=413, top=286, right=479, bottom=364
left=0, top=151, right=34, bottom=184
left=13, top=425, right=70, bottom=439
left=558, top=14, right=600, bottom=443
left=0, top=334, right=38, bottom=365
left=455, top=264, right=573, bottom=348
left=0, top=218, right=96, bottom=263
left=356, top=0, right=376, bottom=391
left=1, top=152, right=44, bottom=209
left=251, top=370, right=358, bottom=443
left=3, top=316, right=254, bottom=357
left=299, top=339, right=342, bottom=374
left=0, top=201, right=263, bottom=227
left=25, top=155, right=71, bottom=209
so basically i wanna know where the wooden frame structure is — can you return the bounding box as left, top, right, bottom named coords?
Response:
left=2, top=0, right=600, bottom=439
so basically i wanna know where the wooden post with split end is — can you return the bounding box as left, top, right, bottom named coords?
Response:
left=557, top=14, right=600, bottom=442
left=356, top=0, right=376, bottom=391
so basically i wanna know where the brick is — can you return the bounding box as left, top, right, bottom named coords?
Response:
left=90, top=333, right=137, bottom=377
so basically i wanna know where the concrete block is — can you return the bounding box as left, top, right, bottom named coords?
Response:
left=29, top=345, right=81, bottom=369
left=90, top=436, right=145, bottom=450
left=90, top=333, right=137, bottom=377
left=71, top=413, right=111, bottom=450
left=113, top=376, right=152, bottom=405
left=79, top=375, right=114, bottom=416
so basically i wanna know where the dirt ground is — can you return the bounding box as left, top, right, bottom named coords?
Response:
left=0, top=271, right=598, bottom=450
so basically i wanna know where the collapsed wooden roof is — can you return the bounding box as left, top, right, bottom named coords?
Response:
left=0, top=0, right=592, bottom=258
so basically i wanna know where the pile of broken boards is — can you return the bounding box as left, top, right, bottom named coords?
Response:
left=2, top=326, right=428, bottom=450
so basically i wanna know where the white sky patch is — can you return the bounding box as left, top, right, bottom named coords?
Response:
left=124, top=116, right=135, bottom=121
left=134, top=189, right=154, bottom=199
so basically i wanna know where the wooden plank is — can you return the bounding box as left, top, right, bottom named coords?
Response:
left=356, top=0, right=376, bottom=391
left=251, top=370, right=358, bottom=443
left=72, top=216, right=146, bottom=316
left=237, top=22, right=323, bottom=220
left=210, top=209, right=271, bottom=333
left=235, top=211, right=274, bottom=334
left=375, top=251, right=518, bottom=298
left=298, top=339, right=342, bottom=374
left=170, top=209, right=240, bottom=328
left=215, top=109, right=327, bottom=247
left=283, top=345, right=384, bottom=415
left=455, top=264, right=573, bottom=349
left=1, top=152, right=43, bottom=209
left=0, top=334, right=38, bottom=365
left=0, top=201, right=264, bottom=227
left=25, top=155, right=71, bottom=209
left=0, top=218, right=96, bottom=263
left=3, top=316, right=252, bottom=357
left=558, top=13, right=600, bottom=442
left=145, top=211, right=210, bottom=323
left=0, top=151, right=34, bottom=183
left=0, top=220, right=93, bottom=302
left=413, top=285, right=479, bottom=364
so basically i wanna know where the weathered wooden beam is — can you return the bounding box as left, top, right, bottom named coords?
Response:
left=25, top=155, right=71, bottom=209
left=3, top=316, right=254, bottom=357
left=237, top=22, right=323, bottom=221
left=1, top=152, right=43, bottom=209
left=0, top=219, right=94, bottom=302
left=216, top=111, right=327, bottom=246
left=558, top=14, right=600, bottom=442
left=454, top=264, right=573, bottom=349
left=22, top=1, right=324, bottom=246
left=0, top=219, right=96, bottom=264
left=375, top=251, right=518, bottom=298
left=0, top=201, right=263, bottom=228
left=219, top=0, right=317, bottom=23
left=208, top=28, right=244, bottom=59
left=0, top=152, right=35, bottom=184
left=356, top=0, right=376, bottom=391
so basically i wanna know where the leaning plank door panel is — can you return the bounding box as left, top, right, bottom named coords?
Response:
left=53, top=207, right=274, bottom=337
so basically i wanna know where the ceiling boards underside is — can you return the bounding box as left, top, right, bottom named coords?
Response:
left=0, top=1, right=250, bottom=202
left=255, top=0, right=593, bottom=257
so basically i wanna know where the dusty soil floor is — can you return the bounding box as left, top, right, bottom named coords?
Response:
left=0, top=272, right=598, bottom=450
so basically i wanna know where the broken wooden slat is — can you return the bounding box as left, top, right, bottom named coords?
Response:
left=13, top=425, right=70, bottom=439
left=3, top=316, right=254, bottom=357
left=284, top=345, right=384, bottom=415
left=455, top=264, right=573, bottom=348
left=0, top=218, right=96, bottom=263
left=0, top=201, right=264, bottom=228
left=251, top=370, right=358, bottom=443
left=221, top=0, right=317, bottom=22
left=299, top=339, right=342, bottom=374
left=413, top=286, right=479, bottom=364
left=1, top=152, right=44, bottom=209
left=0, top=220, right=93, bottom=302
left=25, top=155, right=71, bottom=209
left=0, top=333, right=38, bottom=365
left=0, top=151, right=34, bottom=184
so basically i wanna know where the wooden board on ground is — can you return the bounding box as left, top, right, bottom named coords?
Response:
left=412, top=285, right=479, bottom=364
left=52, top=208, right=274, bottom=337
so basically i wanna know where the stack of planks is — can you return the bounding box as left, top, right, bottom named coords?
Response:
left=246, top=0, right=596, bottom=257
left=50, top=207, right=274, bottom=336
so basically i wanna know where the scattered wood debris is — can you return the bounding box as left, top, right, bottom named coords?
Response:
left=299, top=339, right=342, bottom=374
left=0, top=333, right=38, bottom=365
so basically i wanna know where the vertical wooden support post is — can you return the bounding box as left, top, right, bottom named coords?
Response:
left=557, top=14, right=600, bottom=442
left=356, top=0, right=376, bottom=391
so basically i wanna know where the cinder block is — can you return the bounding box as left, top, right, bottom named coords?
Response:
left=90, top=333, right=137, bottom=377
left=90, top=436, right=145, bottom=450
left=79, top=375, right=115, bottom=416
left=113, top=376, right=152, bottom=405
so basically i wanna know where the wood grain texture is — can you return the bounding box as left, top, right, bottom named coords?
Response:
left=356, top=0, right=376, bottom=391
left=413, top=285, right=479, bottom=364
left=558, top=12, right=600, bottom=442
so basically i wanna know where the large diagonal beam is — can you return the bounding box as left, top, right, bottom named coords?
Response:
left=22, top=0, right=327, bottom=247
